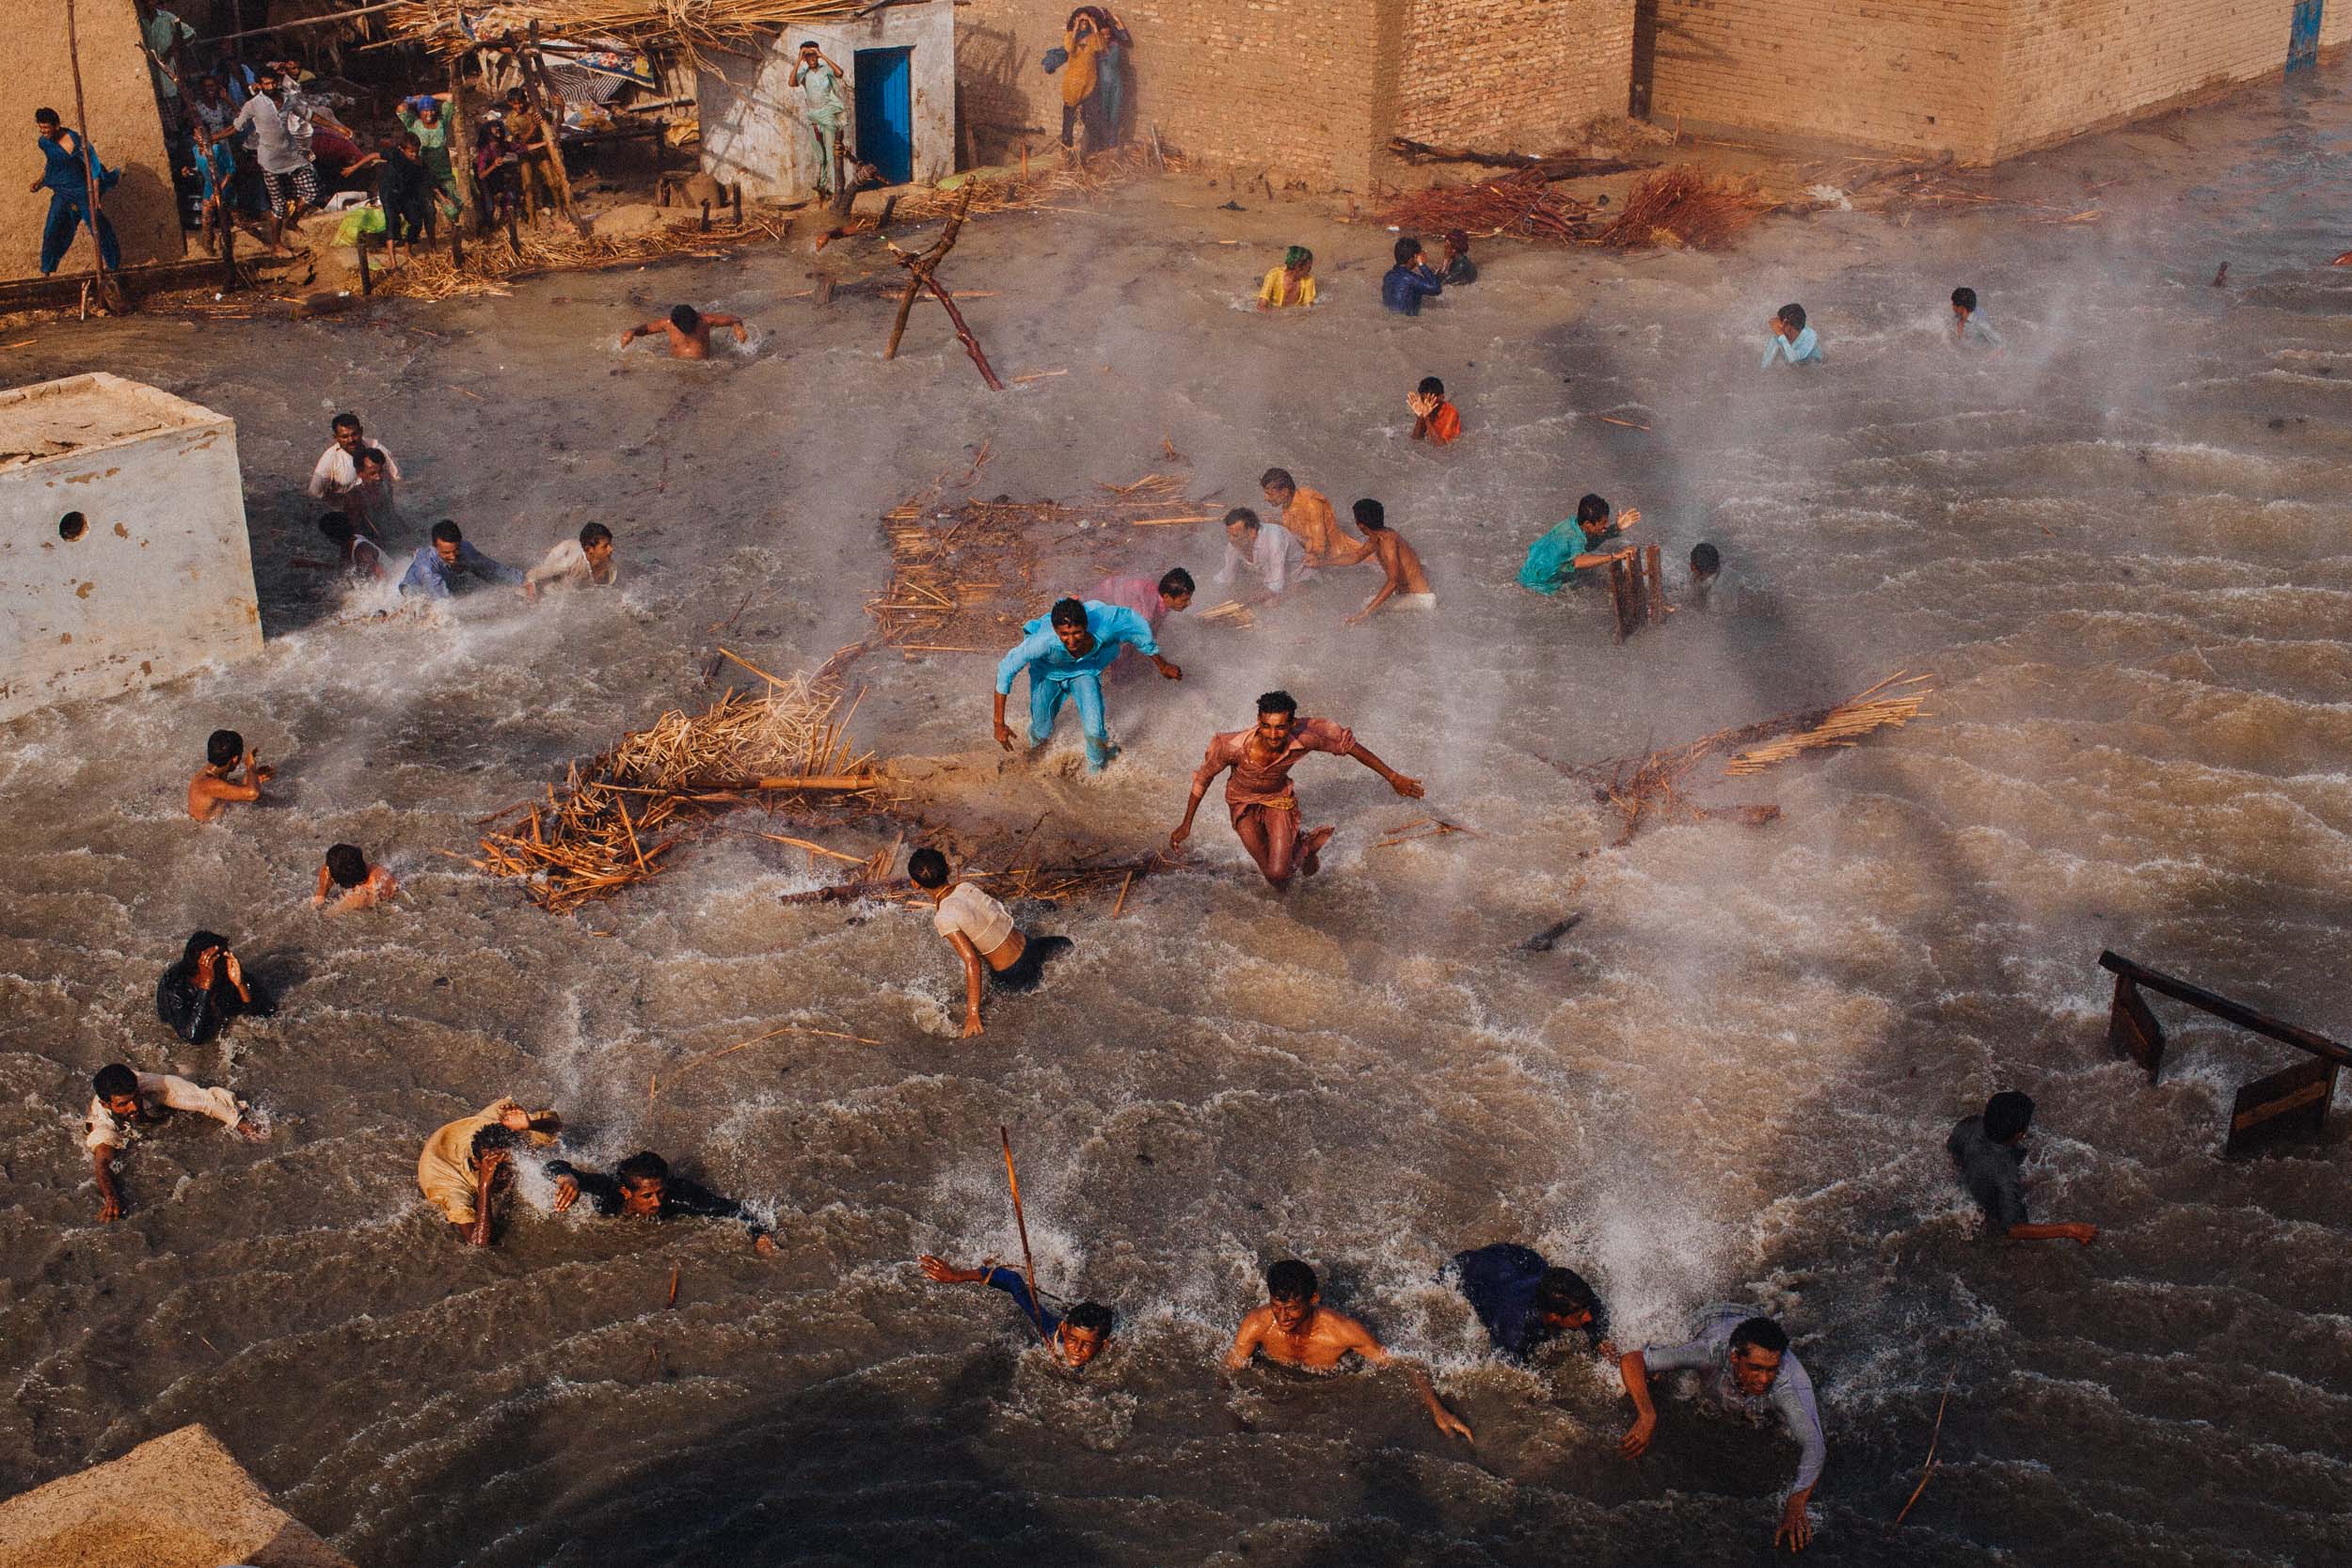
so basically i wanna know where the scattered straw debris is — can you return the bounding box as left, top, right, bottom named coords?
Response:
left=1596, top=166, right=1771, bottom=251
left=365, top=215, right=778, bottom=301
left=1373, top=167, right=1596, bottom=243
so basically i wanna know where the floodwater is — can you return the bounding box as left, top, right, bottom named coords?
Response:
left=4, top=70, right=2350, bottom=1568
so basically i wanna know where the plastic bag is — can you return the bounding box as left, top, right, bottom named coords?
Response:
left=334, top=203, right=387, bottom=246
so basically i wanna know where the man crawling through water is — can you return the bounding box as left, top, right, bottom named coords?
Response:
left=619, top=303, right=749, bottom=360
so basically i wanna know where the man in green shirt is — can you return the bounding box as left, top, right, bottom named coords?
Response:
left=138, top=2, right=195, bottom=110
left=789, top=40, right=849, bottom=197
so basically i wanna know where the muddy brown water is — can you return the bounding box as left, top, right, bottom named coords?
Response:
left=3, top=73, right=2349, bottom=1568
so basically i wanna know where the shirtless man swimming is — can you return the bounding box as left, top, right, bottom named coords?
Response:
left=620, top=303, right=748, bottom=360
left=187, top=728, right=273, bottom=822
left=1170, top=690, right=1423, bottom=888
left=1224, top=1259, right=1473, bottom=1441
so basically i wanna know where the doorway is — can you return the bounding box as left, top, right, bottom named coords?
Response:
left=854, top=47, right=914, bottom=185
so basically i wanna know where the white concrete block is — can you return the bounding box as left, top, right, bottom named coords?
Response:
left=0, top=372, right=262, bottom=724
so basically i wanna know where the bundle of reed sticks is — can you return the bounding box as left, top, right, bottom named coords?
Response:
left=1722, top=673, right=1933, bottom=774
left=1595, top=166, right=1771, bottom=251
left=1371, top=166, right=1598, bottom=244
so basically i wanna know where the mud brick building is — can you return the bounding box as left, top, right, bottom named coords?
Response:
left=956, top=0, right=1635, bottom=187
left=1636, top=0, right=2352, bottom=162
left=4, top=0, right=182, bottom=284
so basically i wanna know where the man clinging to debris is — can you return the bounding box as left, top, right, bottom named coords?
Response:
left=1620, top=1308, right=1826, bottom=1553
left=1169, top=689, right=1423, bottom=889
left=993, top=595, right=1177, bottom=772
left=550, top=1149, right=776, bottom=1255
left=621, top=304, right=749, bottom=361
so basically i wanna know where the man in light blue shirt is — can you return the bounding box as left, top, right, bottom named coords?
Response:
left=400, top=519, right=527, bottom=599
left=1950, top=286, right=2003, bottom=349
left=1620, top=1307, right=1827, bottom=1552
left=992, top=596, right=1179, bottom=770
left=1760, top=302, right=1823, bottom=368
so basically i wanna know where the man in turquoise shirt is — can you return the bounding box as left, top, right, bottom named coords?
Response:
left=992, top=596, right=1179, bottom=770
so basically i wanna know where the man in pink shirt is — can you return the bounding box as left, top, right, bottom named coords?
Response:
left=1093, top=567, right=1193, bottom=678
left=1169, top=689, right=1423, bottom=888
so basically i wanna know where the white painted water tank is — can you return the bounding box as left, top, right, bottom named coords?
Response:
left=0, top=372, right=262, bottom=723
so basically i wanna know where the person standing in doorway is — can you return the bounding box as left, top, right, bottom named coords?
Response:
left=790, top=41, right=850, bottom=198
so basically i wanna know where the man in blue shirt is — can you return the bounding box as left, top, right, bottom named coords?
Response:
left=400, top=519, right=528, bottom=599
left=1444, top=1243, right=1612, bottom=1359
left=1382, top=234, right=1444, bottom=315
left=1760, top=302, right=1823, bottom=368
left=992, top=595, right=1178, bottom=771
left=918, top=1251, right=1115, bottom=1368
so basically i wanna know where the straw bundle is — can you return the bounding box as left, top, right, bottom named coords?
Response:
left=472, top=653, right=882, bottom=912
left=891, top=143, right=1179, bottom=226
left=1594, top=166, right=1770, bottom=251
left=1372, top=167, right=1598, bottom=244
left=385, top=1, right=869, bottom=60
left=366, top=215, right=776, bottom=301
left=1571, top=673, right=1934, bottom=845
left=872, top=473, right=1213, bottom=654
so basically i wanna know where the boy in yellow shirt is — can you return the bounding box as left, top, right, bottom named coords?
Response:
left=1258, top=245, right=1316, bottom=309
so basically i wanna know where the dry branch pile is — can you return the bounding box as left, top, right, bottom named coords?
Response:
left=471, top=655, right=882, bottom=912
left=366, top=215, right=777, bottom=301
left=871, top=473, right=1210, bottom=654
left=1373, top=167, right=1597, bottom=243
left=1594, top=166, right=1772, bottom=251
left=1573, top=673, right=1934, bottom=845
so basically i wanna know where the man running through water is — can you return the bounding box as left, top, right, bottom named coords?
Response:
left=1620, top=1307, right=1826, bottom=1552
left=1223, top=1259, right=1473, bottom=1441
left=1169, top=690, right=1423, bottom=888
left=918, top=1252, right=1114, bottom=1368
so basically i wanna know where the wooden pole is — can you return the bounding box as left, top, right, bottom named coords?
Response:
left=356, top=233, right=372, bottom=294
left=525, top=23, right=576, bottom=219
left=999, top=1126, right=1057, bottom=1354
left=61, top=0, right=123, bottom=315
left=444, top=55, right=481, bottom=235
left=203, top=0, right=411, bottom=47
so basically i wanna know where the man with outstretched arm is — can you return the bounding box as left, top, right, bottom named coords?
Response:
left=919, top=1253, right=1114, bottom=1368
left=84, top=1063, right=266, bottom=1222
left=1620, top=1307, right=1826, bottom=1552
left=993, top=595, right=1178, bottom=771
left=1947, top=1089, right=2098, bottom=1245
left=550, top=1149, right=776, bottom=1255
left=1223, top=1259, right=1472, bottom=1441
left=1170, top=690, right=1422, bottom=888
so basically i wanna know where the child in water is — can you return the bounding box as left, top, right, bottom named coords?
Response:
left=1518, top=494, right=1639, bottom=594
left=1950, top=286, right=2003, bottom=349
left=1258, top=245, right=1316, bottom=309
left=313, top=842, right=400, bottom=913
left=1441, top=228, right=1476, bottom=285
left=1407, top=375, right=1461, bottom=445
left=1760, top=303, right=1823, bottom=367
left=188, top=728, right=273, bottom=822
left=1382, top=235, right=1445, bottom=315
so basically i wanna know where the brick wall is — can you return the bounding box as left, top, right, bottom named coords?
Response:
left=1395, top=0, right=1635, bottom=149
left=1638, top=0, right=2334, bottom=163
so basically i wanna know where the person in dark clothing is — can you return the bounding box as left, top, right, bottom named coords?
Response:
left=1946, top=1090, right=2097, bottom=1244
left=1440, top=228, right=1476, bottom=285
left=376, top=131, right=434, bottom=255
left=919, top=1252, right=1116, bottom=1368
left=1381, top=235, right=1444, bottom=316
left=549, top=1149, right=776, bottom=1254
left=155, top=930, right=277, bottom=1045
left=1444, top=1243, right=1612, bottom=1359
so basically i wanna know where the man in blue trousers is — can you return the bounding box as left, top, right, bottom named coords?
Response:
left=31, top=108, right=120, bottom=276
left=992, top=595, right=1179, bottom=770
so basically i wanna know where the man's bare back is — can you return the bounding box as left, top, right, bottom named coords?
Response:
left=621, top=311, right=748, bottom=360
left=187, top=753, right=271, bottom=822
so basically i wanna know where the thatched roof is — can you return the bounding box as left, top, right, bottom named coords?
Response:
left=383, top=1, right=884, bottom=59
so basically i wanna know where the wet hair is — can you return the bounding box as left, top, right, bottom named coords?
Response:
left=324, top=843, right=368, bottom=887
left=1223, top=507, right=1261, bottom=532
left=1535, top=1267, right=1599, bottom=1318
left=470, top=1123, right=523, bottom=1160
left=1951, top=286, right=1978, bottom=311
left=1690, top=542, right=1721, bottom=577
left=579, top=522, right=613, bottom=547
left=330, top=412, right=361, bottom=436
left=355, top=445, right=389, bottom=473
left=616, top=1150, right=671, bottom=1187
left=1392, top=235, right=1424, bottom=266
left=318, top=513, right=355, bottom=545
left=1575, top=493, right=1612, bottom=528
left=1444, top=228, right=1470, bottom=251
left=1049, top=596, right=1089, bottom=631
left=1265, top=1259, right=1318, bottom=1302
left=1777, top=303, right=1807, bottom=331
left=206, top=728, right=244, bottom=767
left=907, top=847, right=951, bottom=888
left=670, top=303, right=702, bottom=332
left=93, top=1064, right=139, bottom=1100
left=1984, top=1089, right=2036, bottom=1143
left=1157, top=567, right=1195, bottom=598
left=1065, top=1301, right=1113, bottom=1335
left=431, top=520, right=462, bottom=546
left=1259, top=467, right=1295, bottom=495
left=1352, top=498, right=1386, bottom=531
left=1282, top=245, right=1312, bottom=270
left=1417, top=375, right=1445, bottom=398
left=35, top=107, right=61, bottom=128
left=799, top=39, right=820, bottom=49
left=182, top=930, right=229, bottom=968
left=1728, top=1317, right=1789, bottom=1356
left=1256, top=689, right=1297, bottom=719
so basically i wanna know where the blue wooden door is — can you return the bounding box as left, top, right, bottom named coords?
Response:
left=854, top=48, right=914, bottom=184
left=2289, top=0, right=2323, bottom=69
